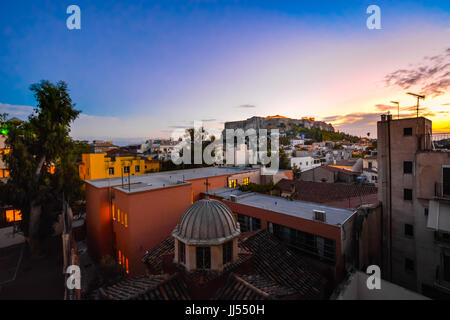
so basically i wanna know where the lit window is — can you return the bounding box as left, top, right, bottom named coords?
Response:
left=117, top=209, right=121, bottom=222
left=112, top=204, right=115, bottom=221
left=242, top=177, right=250, bottom=186
left=126, top=258, right=129, bottom=274
left=121, top=210, right=124, bottom=224
left=124, top=213, right=128, bottom=227
left=122, top=254, right=125, bottom=266
left=228, top=179, right=237, bottom=188
left=118, top=250, right=122, bottom=264
left=5, top=209, right=21, bottom=223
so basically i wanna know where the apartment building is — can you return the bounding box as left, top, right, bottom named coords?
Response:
left=206, top=187, right=382, bottom=284
left=78, top=151, right=160, bottom=181
left=378, top=115, right=450, bottom=298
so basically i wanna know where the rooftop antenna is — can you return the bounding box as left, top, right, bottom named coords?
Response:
left=407, top=92, right=425, bottom=118
left=390, top=101, right=400, bottom=119
left=204, top=178, right=211, bottom=199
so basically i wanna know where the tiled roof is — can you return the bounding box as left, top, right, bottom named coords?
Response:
left=92, top=274, right=190, bottom=300
left=278, top=179, right=377, bottom=208
left=103, top=230, right=328, bottom=300
left=213, top=273, right=297, bottom=300
left=142, top=237, right=174, bottom=273
left=239, top=230, right=326, bottom=299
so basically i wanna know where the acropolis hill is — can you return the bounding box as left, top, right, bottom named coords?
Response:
left=224, top=115, right=335, bottom=132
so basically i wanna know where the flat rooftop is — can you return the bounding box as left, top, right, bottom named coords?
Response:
left=84, top=166, right=260, bottom=193
left=206, top=187, right=355, bottom=226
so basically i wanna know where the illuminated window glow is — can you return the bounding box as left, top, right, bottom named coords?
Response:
left=5, top=209, right=22, bottom=223
left=228, top=179, right=237, bottom=188
left=242, top=177, right=250, bottom=185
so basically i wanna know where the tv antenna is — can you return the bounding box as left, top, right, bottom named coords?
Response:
left=204, top=178, right=211, bottom=199
left=407, top=92, right=425, bottom=118
left=390, top=101, right=400, bottom=119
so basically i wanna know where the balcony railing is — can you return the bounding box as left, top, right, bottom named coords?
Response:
left=432, top=133, right=450, bottom=150
left=435, top=182, right=450, bottom=199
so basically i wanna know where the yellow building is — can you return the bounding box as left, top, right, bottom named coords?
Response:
left=78, top=153, right=160, bottom=181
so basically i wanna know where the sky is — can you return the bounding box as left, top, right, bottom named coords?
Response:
left=0, top=0, right=449, bottom=144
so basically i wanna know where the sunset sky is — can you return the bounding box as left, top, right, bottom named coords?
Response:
left=0, top=0, right=449, bottom=143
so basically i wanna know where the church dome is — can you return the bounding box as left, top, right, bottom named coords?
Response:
left=172, top=199, right=240, bottom=245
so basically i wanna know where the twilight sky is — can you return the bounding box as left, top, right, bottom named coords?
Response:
left=0, top=0, right=449, bottom=143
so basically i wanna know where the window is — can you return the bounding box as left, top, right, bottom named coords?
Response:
left=237, top=214, right=261, bottom=232
left=405, top=258, right=415, bottom=273
left=123, top=166, right=130, bottom=174
left=242, top=177, right=250, bottom=186
left=112, top=204, right=115, bottom=221
left=117, top=209, right=121, bottom=222
left=371, top=176, right=376, bottom=181
left=404, top=127, right=413, bottom=136
left=5, top=209, right=22, bottom=223
left=269, top=222, right=336, bottom=264
left=108, top=167, right=114, bottom=175
left=313, top=210, right=326, bottom=222
left=118, top=250, right=122, bottom=264
left=404, top=188, right=413, bottom=201
left=444, top=254, right=450, bottom=283
left=405, top=224, right=414, bottom=237
left=135, top=165, right=140, bottom=173
left=444, top=167, right=450, bottom=198
left=424, top=208, right=429, bottom=216
left=368, top=162, right=372, bottom=169
left=178, top=241, right=186, bottom=264
left=223, top=241, right=233, bottom=265
left=228, top=179, right=237, bottom=188
left=196, top=246, right=211, bottom=269
left=403, top=161, right=413, bottom=174
left=124, top=213, right=128, bottom=227
left=121, top=211, right=124, bottom=224
left=126, top=258, right=129, bottom=274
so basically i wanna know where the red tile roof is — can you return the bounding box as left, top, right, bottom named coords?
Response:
left=278, top=179, right=378, bottom=209
left=98, top=230, right=329, bottom=300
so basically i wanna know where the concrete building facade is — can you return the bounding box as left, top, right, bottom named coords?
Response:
left=377, top=115, right=450, bottom=298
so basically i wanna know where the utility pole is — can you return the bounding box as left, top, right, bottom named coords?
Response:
left=390, top=101, right=400, bottom=119
left=407, top=92, right=425, bottom=118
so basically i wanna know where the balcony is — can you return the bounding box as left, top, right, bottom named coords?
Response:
left=427, top=199, right=450, bottom=233
left=432, top=133, right=450, bottom=150
left=435, top=182, right=450, bottom=200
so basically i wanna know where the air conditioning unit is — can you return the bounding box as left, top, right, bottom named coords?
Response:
left=313, top=210, right=326, bottom=222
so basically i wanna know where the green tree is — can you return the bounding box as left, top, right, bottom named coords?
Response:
left=0, top=81, right=81, bottom=253
left=279, top=148, right=290, bottom=170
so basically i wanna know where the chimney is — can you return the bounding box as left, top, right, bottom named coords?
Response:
left=381, top=114, right=386, bottom=121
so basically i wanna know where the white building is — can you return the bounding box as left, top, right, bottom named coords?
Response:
left=291, top=156, right=321, bottom=172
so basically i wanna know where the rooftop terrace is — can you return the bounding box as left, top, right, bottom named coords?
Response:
left=206, top=187, right=355, bottom=226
